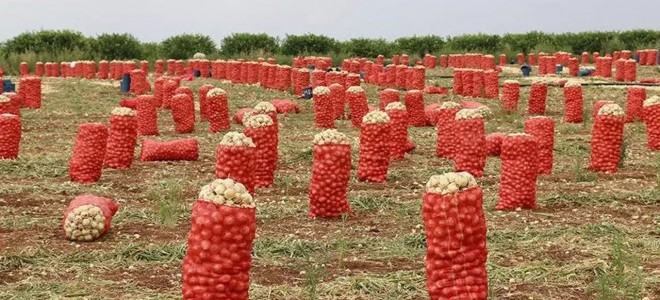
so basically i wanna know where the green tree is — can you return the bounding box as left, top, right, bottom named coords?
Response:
left=221, top=33, right=279, bottom=55
left=92, top=33, right=142, bottom=59
left=161, top=34, right=216, bottom=59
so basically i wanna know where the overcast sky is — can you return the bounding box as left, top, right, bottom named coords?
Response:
left=3, top=0, right=659, bottom=43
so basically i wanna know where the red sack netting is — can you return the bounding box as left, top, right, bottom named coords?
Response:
left=129, top=70, right=150, bottom=95
left=454, top=109, right=486, bottom=177
left=271, top=99, right=300, bottom=114
left=175, top=86, right=194, bottom=102
left=243, top=115, right=278, bottom=188
left=267, top=64, right=277, bottom=88
left=621, top=50, right=632, bottom=60
left=528, top=53, right=537, bottom=66
left=198, top=84, right=214, bottom=122
left=461, top=69, right=474, bottom=96
left=19, top=62, right=29, bottom=76
left=471, top=69, right=484, bottom=98
left=234, top=108, right=254, bottom=125
left=247, top=62, right=258, bottom=84
left=589, top=104, right=625, bottom=173
left=625, top=87, right=646, bottom=123
left=82, top=61, right=96, bottom=79
left=252, top=102, right=279, bottom=135
left=386, top=102, right=411, bottom=159
left=524, top=117, right=554, bottom=174
left=153, top=77, right=165, bottom=108
left=136, top=95, right=159, bottom=136
left=483, top=70, right=498, bottom=99
left=485, top=132, right=505, bottom=156
left=311, top=70, right=326, bottom=88
left=516, top=53, right=525, bottom=64
left=501, top=80, right=520, bottom=112
left=615, top=59, right=626, bottom=81
left=62, top=195, right=118, bottom=242
left=643, top=96, right=660, bottom=150
left=499, top=54, right=507, bottom=66
left=401, top=54, right=409, bottom=66
left=206, top=88, right=230, bottom=133
left=440, top=55, right=448, bottom=68
left=496, top=133, right=539, bottom=210
left=18, top=76, right=41, bottom=109
left=379, top=89, right=400, bottom=110
left=293, top=68, right=310, bottom=95
left=347, top=86, right=369, bottom=127
left=581, top=52, right=589, bottom=64
left=0, top=93, right=21, bottom=116
left=35, top=62, right=44, bottom=76
left=527, top=81, right=548, bottom=115
left=647, top=50, right=658, bottom=66
left=199, top=59, right=210, bottom=78
left=257, top=63, right=268, bottom=86
left=409, top=66, right=425, bottom=90
left=452, top=69, right=464, bottom=95
left=422, top=173, right=488, bottom=300
left=624, top=59, right=637, bottom=82
left=313, top=86, right=335, bottom=128
left=123, top=61, right=137, bottom=76
left=377, top=55, right=384, bottom=65
left=345, top=73, right=360, bottom=88
left=140, top=138, right=199, bottom=161
left=182, top=179, right=256, bottom=300
left=215, top=132, right=257, bottom=193
left=425, top=103, right=440, bottom=126
left=171, top=94, right=196, bottom=134
left=0, top=114, right=21, bottom=159
left=568, top=58, right=579, bottom=77
left=275, top=65, right=292, bottom=91
left=393, top=55, right=400, bottom=65
left=435, top=103, right=462, bottom=159
left=593, top=100, right=614, bottom=120
left=383, top=64, right=395, bottom=87
left=162, top=79, right=180, bottom=109
left=175, top=60, right=185, bottom=76
left=98, top=60, right=109, bottom=79
left=404, top=90, right=426, bottom=127
left=599, top=57, right=613, bottom=78
left=329, top=84, right=346, bottom=119
left=357, top=111, right=391, bottom=183
left=395, top=65, right=408, bottom=89
left=309, top=130, right=352, bottom=218
left=69, top=123, right=108, bottom=183
left=155, top=60, right=164, bottom=76
left=167, top=59, right=176, bottom=76
left=119, top=98, right=137, bottom=109
left=563, top=81, right=584, bottom=123
left=105, top=108, right=138, bottom=169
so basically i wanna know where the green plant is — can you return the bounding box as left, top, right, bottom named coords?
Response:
left=446, top=33, right=502, bottom=53
left=281, top=34, right=340, bottom=56
left=147, top=179, right=186, bottom=227
left=341, top=38, right=396, bottom=57
left=1, top=30, right=91, bottom=56
left=220, top=33, right=279, bottom=55
left=161, top=34, right=216, bottom=59
left=589, top=235, right=644, bottom=300
left=396, top=35, right=444, bottom=57
left=92, top=33, right=143, bottom=60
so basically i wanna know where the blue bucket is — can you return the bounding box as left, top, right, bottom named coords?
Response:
left=520, top=65, right=531, bottom=77
left=359, top=71, right=365, bottom=79
left=193, top=70, right=201, bottom=78
left=120, top=74, right=131, bottom=93
left=303, top=86, right=313, bottom=99
left=578, top=69, right=594, bottom=76
left=2, top=80, right=15, bottom=93
left=555, top=64, right=563, bottom=74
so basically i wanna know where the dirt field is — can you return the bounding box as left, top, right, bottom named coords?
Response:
left=1, top=66, right=659, bottom=300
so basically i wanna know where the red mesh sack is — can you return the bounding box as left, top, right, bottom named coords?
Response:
left=483, top=70, right=498, bottom=99
left=527, top=82, right=548, bottom=115
left=385, top=65, right=397, bottom=87
left=175, top=86, right=194, bottom=102
left=401, top=54, right=409, bottom=66
left=454, top=110, right=486, bottom=177
left=257, top=63, right=268, bottom=87
left=379, top=89, right=400, bottom=110
left=243, top=115, right=278, bottom=188
left=436, top=103, right=461, bottom=159
left=182, top=179, right=256, bottom=300
left=267, top=64, right=277, bottom=88
left=642, top=97, right=660, bottom=150
left=625, top=87, right=646, bottom=123
left=119, top=98, right=137, bottom=109
left=440, top=55, right=448, bottom=68
left=499, top=54, right=507, bottom=66
left=35, top=62, right=44, bottom=76
left=247, top=62, right=259, bottom=84
left=311, top=70, right=326, bottom=88
left=568, top=58, right=579, bottom=77
left=199, top=84, right=214, bottom=122
left=175, top=60, right=185, bottom=76
left=136, top=95, right=159, bottom=136
left=393, top=55, right=400, bottom=65
left=593, top=100, right=615, bottom=120
left=105, top=108, right=138, bottom=169
left=140, top=138, right=199, bottom=161
left=162, top=79, right=180, bottom=109
left=293, top=68, right=310, bottom=95
left=624, top=60, right=637, bottom=82
left=516, top=53, right=525, bottom=64
left=271, top=99, right=300, bottom=114
left=404, top=90, right=426, bottom=127
left=377, top=55, right=384, bottom=65
left=129, top=70, right=150, bottom=95
left=496, top=134, right=539, bottom=210
left=524, top=117, right=554, bottom=174
left=206, top=88, right=230, bottom=133
left=425, top=103, right=441, bottom=126
left=312, top=86, right=334, bottom=128
left=275, top=65, right=292, bottom=91
left=357, top=111, right=391, bottom=183
left=0, top=93, right=21, bottom=116
left=347, top=87, right=369, bottom=127
left=69, top=123, right=108, bottom=183
left=385, top=103, right=410, bottom=159
left=485, top=132, right=505, bottom=156
left=453, top=69, right=464, bottom=95
left=18, top=76, right=41, bottom=109
left=589, top=104, right=625, bottom=173
left=461, top=70, right=474, bottom=96
left=581, top=52, right=589, bottom=64
left=234, top=108, right=254, bottom=125
left=528, top=53, right=537, bottom=66
left=501, top=80, right=520, bottom=112
left=345, top=74, right=360, bottom=88
left=215, top=132, right=257, bottom=193
left=599, top=57, right=612, bottom=78
left=19, top=62, right=29, bottom=76
left=423, top=173, right=488, bottom=300
left=471, top=70, right=484, bottom=98
left=329, top=84, right=346, bottom=119
left=563, top=82, right=584, bottom=123
left=309, top=130, right=352, bottom=218
left=98, top=60, right=109, bottom=79
left=167, top=60, right=176, bottom=76
left=171, top=94, right=196, bottom=134
left=153, top=77, right=165, bottom=108
left=409, top=66, right=425, bottom=90
left=614, top=59, right=626, bottom=82
left=155, top=60, right=164, bottom=76
left=62, top=195, right=119, bottom=242
left=0, top=114, right=21, bottom=159
left=252, top=102, right=279, bottom=134
left=395, top=65, right=408, bottom=89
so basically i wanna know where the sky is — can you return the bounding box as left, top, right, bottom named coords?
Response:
left=2, top=0, right=659, bottom=43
